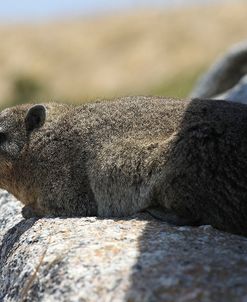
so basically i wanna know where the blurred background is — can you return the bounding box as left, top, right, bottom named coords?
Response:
left=0, top=0, right=246, bottom=108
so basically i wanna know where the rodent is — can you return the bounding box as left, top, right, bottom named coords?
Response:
left=0, top=96, right=247, bottom=236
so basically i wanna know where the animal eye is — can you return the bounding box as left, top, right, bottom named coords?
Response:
left=0, top=132, right=7, bottom=144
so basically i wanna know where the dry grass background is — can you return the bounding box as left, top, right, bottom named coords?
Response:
left=0, top=1, right=247, bottom=108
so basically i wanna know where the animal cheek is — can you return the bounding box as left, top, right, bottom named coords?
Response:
left=0, top=160, right=13, bottom=177
left=0, top=159, right=11, bottom=167
left=3, top=142, right=22, bottom=159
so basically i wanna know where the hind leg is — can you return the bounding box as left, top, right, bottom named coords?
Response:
left=145, top=206, right=201, bottom=226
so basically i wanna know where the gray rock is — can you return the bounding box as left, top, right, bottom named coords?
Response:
left=1, top=190, right=247, bottom=301
left=216, top=74, right=247, bottom=103
left=190, top=41, right=247, bottom=103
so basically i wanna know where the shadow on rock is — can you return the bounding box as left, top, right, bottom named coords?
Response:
left=125, top=220, right=247, bottom=302
left=0, top=218, right=37, bottom=267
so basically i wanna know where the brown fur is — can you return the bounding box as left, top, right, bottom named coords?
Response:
left=0, top=96, right=247, bottom=236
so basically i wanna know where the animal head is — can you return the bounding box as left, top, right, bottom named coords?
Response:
left=0, top=104, right=46, bottom=179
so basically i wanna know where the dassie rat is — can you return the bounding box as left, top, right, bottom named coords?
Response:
left=0, top=96, right=247, bottom=236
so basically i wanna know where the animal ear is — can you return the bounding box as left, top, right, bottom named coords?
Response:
left=25, top=105, right=46, bottom=131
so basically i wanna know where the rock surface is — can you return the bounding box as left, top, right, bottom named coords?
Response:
left=190, top=41, right=247, bottom=103
left=1, top=190, right=247, bottom=302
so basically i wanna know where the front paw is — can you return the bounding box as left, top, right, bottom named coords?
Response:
left=22, top=205, right=40, bottom=219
